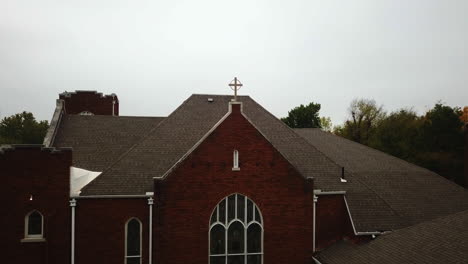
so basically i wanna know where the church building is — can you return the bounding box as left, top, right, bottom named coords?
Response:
left=1, top=87, right=468, bottom=264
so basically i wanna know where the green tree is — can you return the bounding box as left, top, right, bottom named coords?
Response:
left=281, top=102, right=322, bottom=128
left=0, top=112, right=49, bottom=144
left=320, top=117, right=333, bottom=132
left=335, top=99, right=385, bottom=145
left=369, top=109, right=423, bottom=161
left=415, top=104, right=465, bottom=185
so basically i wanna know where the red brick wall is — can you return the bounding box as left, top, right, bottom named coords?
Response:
left=315, top=195, right=355, bottom=250
left=60, top=91, right=118, bottom=116
left=75, top=198, right=149, bottom=264
left=154, top=104, right=315, bottom=264
left=0, top=146, right=72, bottom=264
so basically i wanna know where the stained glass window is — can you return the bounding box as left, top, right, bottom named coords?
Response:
left=209, top=194, right=263, bottom=264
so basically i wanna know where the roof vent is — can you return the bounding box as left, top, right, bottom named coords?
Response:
left=207, top=98, right=214, bottom=102
left=340, top=167, right=347, bottom=183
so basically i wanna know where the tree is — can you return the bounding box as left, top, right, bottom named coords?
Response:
left=415, top=104, right=465, bottom=185
left=320, top=117, right=332, bottom=132
left=281, top=102, right=322, bottom=128
left=369, top=109, right=423, bottom=161
left=335, top=99, right=385, bottom=145
left=0, top=112, right=49, bottom=144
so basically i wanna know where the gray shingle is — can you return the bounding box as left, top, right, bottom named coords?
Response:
left=316, top=210, right=468, bottom=264
left=53, top=115, right=164, bottom=171
left=295, top=128, right=468, bottom=231
left=54, top=95, right=468, bottom=235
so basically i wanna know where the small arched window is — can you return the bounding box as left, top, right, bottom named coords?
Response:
left=125, top=218, right=142, bottom=264
left=25, top=210, right=43, bottom=239
left=209, top=194, right=263, bottom=264
left=233, top=150, right=239, bottom=170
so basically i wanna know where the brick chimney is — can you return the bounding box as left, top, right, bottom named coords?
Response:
left=59, top=91, right=118, bottom=116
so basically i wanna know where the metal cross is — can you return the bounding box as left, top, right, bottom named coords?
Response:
left=228, top=77, right=243, bottom=101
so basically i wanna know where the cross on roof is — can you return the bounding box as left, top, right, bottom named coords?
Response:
left=228, top=77, right=243, bottom=101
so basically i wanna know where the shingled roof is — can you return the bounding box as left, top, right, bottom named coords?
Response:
left=81, top=95, right=343, bottom=195
left=53, top=115, right=164, bottom=171
left=52, top=94, right=468, bottom=234
left=295, top=128, right=468, bottom=231
left=315, top=209, right=468, bottom=264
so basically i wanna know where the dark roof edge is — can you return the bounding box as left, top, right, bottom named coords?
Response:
left=59, top=90, right=117, bottom=99
left=0, top=144, right=72, bottom=154
left=43, top=99, right=65, bottom=147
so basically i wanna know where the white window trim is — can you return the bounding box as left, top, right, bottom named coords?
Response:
left=24, top=210, right=44, bottom=240
left=209, top=193, right=264, bottom=264
left=125, top=217, right=143, bottom=264
left=232, top=150, right=240, bottom=171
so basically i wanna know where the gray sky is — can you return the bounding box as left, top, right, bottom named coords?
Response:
left=1, top=0, right=467, bottom=126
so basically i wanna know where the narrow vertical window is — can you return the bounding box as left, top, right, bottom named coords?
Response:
left=125, top=218, right=142, bottom=264
left=233, top=150, right=239, bottom=170
left=209, top=194, right=263, bottom=264
left=25, top=210, right=43, bottom=239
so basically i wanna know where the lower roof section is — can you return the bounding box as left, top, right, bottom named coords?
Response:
left=316, top=209, right=468, bottom=264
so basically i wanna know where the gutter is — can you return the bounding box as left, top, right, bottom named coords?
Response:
left=70, top=194, right=153, bottom=199
left=312, top=256, right=323, bottom=264
left=314, top=190, right=346, bottom=196
left=312, top=189, right=346, bottom=252
left=313, top=193, right=318, bottom=252
left=70, top=199, right=77, bottom=264
left=148, top=196, right=154, bottom=264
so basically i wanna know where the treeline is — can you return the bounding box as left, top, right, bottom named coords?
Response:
left=282, top=100, right=467, bottom=186
left=0, top=112, right=49, bottom=145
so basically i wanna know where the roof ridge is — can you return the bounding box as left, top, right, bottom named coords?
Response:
left=80, top=95, right=196, bottom=194
left=247, top=98, right=344, bottom=177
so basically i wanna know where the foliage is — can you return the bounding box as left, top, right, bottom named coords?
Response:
left=0, top=112, right=49, bottom=144
left=281, top=102, right=322, bottom=128
left=334, top=99, right=385, bottom=145
left=369, top=109, right=423, bottom=161
left=335, top=100, right=466, bottom=186
left=320, top=117, right=332, bottom=132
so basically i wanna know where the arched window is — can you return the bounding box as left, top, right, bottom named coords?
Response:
left=125, top=218, right=142, bottom=264
left=25, top=210, right=43, bottom=239
left=209, top=194, right=263, bottom=264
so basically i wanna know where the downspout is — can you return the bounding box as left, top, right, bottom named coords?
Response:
left=70, top=198, right=77, bottom=264
left=112, top=97, right=115, bottom=116
left=313, top=193, right=318, bottom=252
left=148, top=197, right=154, bottom=264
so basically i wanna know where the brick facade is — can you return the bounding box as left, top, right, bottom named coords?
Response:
left=74, top=198, right=149, bottom=264
left=154, top=104, right=315, bottom=264
left=1, top=100, right=360, bottom=264
left=315, top=195, right=355, bottom=250
left=60, top=91, right=118, bottom=116
left=0, top=146, right=72, bottom=264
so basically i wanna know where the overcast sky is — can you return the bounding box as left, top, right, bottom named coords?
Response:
left=1, top=0, right=467, bottom=126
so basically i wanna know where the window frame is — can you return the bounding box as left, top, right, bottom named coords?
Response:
left=24, top=210, right=44, bottom=240
left=209, top=193, right=264, bottom=264
left=125, top=217, right=143, bottom=264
